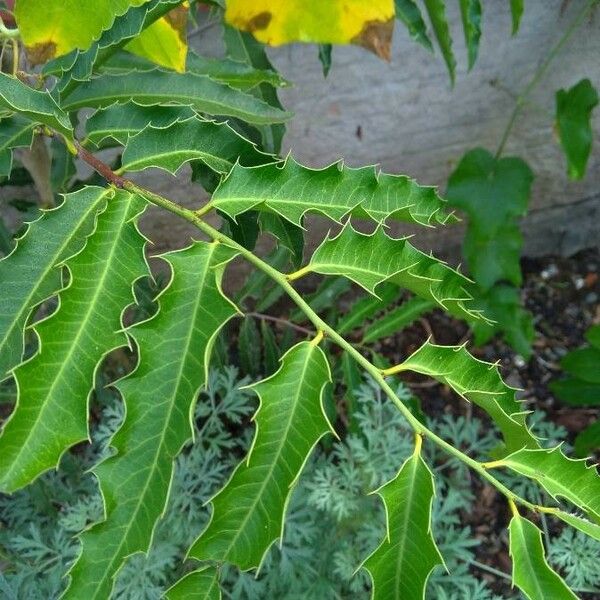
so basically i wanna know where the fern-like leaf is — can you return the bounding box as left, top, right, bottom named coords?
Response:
left=509, top=514, right=577, bottom=599
left=64, top=242, right=238, bottom=599
left=362, top=437, right=444, bottom=599
left=190, top=340, right=334, bottom=570
left=305, top=225, right=476, bottom=321
left=0, top=187, right=110, bottom=379
left=395, top=341, right=538, bottom=454
left=211, top=157, right=454, bottom=227
left=0, top=190, right=147, bottom=492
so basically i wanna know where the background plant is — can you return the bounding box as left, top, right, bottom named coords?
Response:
left=0, top=2, right=599, bottom=599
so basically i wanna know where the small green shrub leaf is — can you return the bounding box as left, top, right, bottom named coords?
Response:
left=458, top=0, right=482, bottom=70
left=0, top=190, right=147, bottom=492
left=550, top=377, right=600, bottom=406
left=61, top=71, right=292, bottom=124
left=119, top=117, right=275, bottom=175
left=166, top=567, right=221, bottom=600
left=211, top=157, right=454, bottom=227
left=560, top=347, right=600, bottom=384
left=337, top=284, right=398, bottom=335
left=555, top=78, right=599, bottom=180
left=362, top=297, right=433, bottom=344
left=305, top=225, right=477, bottom=321
left=363, top=439, right=444, bottom=599
left=573, top=420, right=600, bottom=458
left=394, top=0, right=433, bottom=51
left=423, top=0, right=456, bottom=83
left=0, top=73, right=73, bottom=139
left=446, top=148, right=533, bottom=291
left=190, top=340, right=334, bottom=569
left=64, top=241, right=237, bottom=600
left=396, top=341, right=538, bottom=454
left=490, top=447, right=600, bottom=522
left=509, top=514, right=577, bottom=600
left=0, top=186, right=112, bottom=381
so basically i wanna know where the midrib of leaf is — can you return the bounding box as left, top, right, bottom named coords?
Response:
left=216, top=345, right=313, bottom=559
left=87, top=246, right=214, bottom=600
left=514, top=520, right=545, bottom=599
left=0, top=189, right=111, bottom=371
left=393, top=455, right=419, bottom=598
left=2, top=194, right=134, bottom=484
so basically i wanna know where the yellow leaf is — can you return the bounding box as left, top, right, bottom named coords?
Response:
left=125, top=4, right=188, bottom=72
left=225, top=0, right=395, bottom=60
left=14, top=0, right=150, bottom=64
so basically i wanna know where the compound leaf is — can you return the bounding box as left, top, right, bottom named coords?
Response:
left=119, top=117, right=275, bottom=175
left=0, top=186, right=111, bottom=381
left=490, top=447, right=600, bottom=522
left=0, top=73, right=73, bottom=139
left=166, top=567, right=221, bottom=600
left=60, top=71, right=292, bottom=125
left=305, top=225, right=477, bottom=321
left=395, top=341, right=538, bottom=454
left=0, top=190, right=147, bottom=492
left=394, top=0, right=433, bottom=51
left=555, top=78, right=599, bottom=180
left=64, top=241, right=237, bottom=600
left=190, top=340, right=334, bottom=570
left=363, top=440, right=443, bottom=599
left=509, top=515, right=577, bottom=600
left=225, top=0, right=395, bottom=60
left=423, top=0, right=455, bottom=83
left=458, top=0, right=482, bottom=70
left=212, top=157, right=454, bottom=227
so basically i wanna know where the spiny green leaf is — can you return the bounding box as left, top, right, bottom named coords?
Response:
left=190, top=340, right=334, bottom=569
left=446, top=148, right=533, bottom=291
left=490, top=447, right=600, bottom=522
left=337, top=283, right=398, bottom=335
left=44, top=0, right=183, bottom=90
left=60, top=70, right=292, bottom=125
left=363, top=441, right=444, bottom=599
left=396, top=341, right=538, bottom=454
left=0, top=73, right=73, bottom=139
left=14, top=0, right=149, bottom=61
left=394, top=0, right=433, bottom=51
left=166, top=567, right=221, bottom=600
left=119, top=117, right=275, bottom=175
left=0, top=116, right=36, bottom=177
left=423, top=0, right=456, bottom=83
left=459, top=0, right=482, bottom=70
left=510, top=0, right=524, bottom=35
left=553, top=510, right=600, bottom=542
left=362, top=297, right=433, bottom=344
left=305, top=225, right=477, bottom=321
left=187, top=52, right=289, bottom=91
left=0, top=190, right=147, bottom=492
left=509, top=514, right=577, bottom=600
left=84, top=102, right=194, bottom=147
left=212, top=156, right=454, bottom=228
left=555, top=78, right=598, bottom=181
left=64, top=241, right=237, bottom=600
left=0, top=186, right=111, bottom=381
